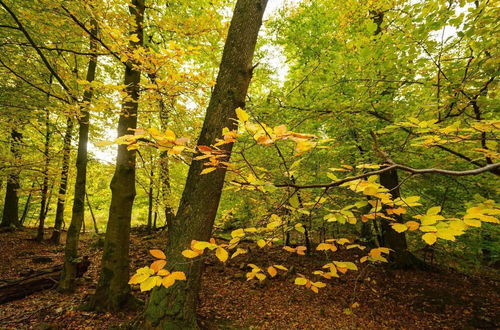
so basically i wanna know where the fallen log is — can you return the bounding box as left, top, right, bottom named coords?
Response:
left=0, top=256, right=90, bottom=304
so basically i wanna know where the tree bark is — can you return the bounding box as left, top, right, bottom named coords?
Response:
left=144, top=0, right=267, bottom=328
left=36, top=106, right=51, bottom=242
left=51, top=118, right=74, bottom=244
left=89, top=0, right=144, bottom=311
left=1, top=130, right=23, bottom=228
left=379, top=168, right=424, bottom=268
left=58, top=20, right=98, bottom=292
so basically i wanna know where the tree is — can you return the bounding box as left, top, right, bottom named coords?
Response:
left=58, top=18, right=99, bottom=292
left=0, top=129, right=23, bottom=228
left=89, top=0, right=145, bottom=310
left=144, top=0, right=268, bottom=327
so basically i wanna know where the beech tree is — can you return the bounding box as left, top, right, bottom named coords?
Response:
left=144, top=0, right=268, bottom=327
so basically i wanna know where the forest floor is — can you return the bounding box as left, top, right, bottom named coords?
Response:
left=0, top=228, right=499, bottom=330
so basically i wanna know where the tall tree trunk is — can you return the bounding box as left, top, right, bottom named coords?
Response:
left=51, top=118, right=74, bottom=244
left=147, top=164, right=154, bottom=233
left=89, top=0, right=144, bottom=310
left=58, top=20, right=99, bottom=292
left=1, top=130, right=23, bottom=228
left=36, top=107, right=51, bottom=242
left=144, top=0, right=267, bottom=328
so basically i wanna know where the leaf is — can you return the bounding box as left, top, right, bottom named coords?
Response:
left=162, top=275, right=175, bottom=288
left=215, top=247, right=228, bottom=263
left=157, top=269, right=170, bottom=276
left=405, top=221, right=420, bottom=231
left=231, top=248, right=247, bottom=259
left=392, top=223, right=408, bottom=233
left=267, top=266, right=277, bottom=277
left=129, top=273, right=149, bottom=284
left=140, top=276, right=158, bottom=292
left=255, top=273, right=266, bottom=281
left=274, top=265, right=288, bottom=271
left=150, top=260, right=167, bottom=272
left=200, top=167, right=216, bottom=175
left=150, top=249, right=166, bottom=259
left=257, top=239, right=266, bottom=248
left=464, top=219, right=481, bottom=227
left=231, top=228, right=245, bottom=238
left=422, top=233, right=437, bottom=245
left=170, top=271, right=186, bottom=281
left=235, top=107, right=249, bottom=122
left=294, top=277, right=308, bottom=285
left=427, top=206, right=441, bottom=215
left=182, top=250, right=200, bottom=258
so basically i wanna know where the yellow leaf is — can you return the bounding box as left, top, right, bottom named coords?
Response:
left=257, top=239, right=266, bottom=248
left=150, top=249, right=166, bottom=259
left=464, top=219, right=481, bottom=227
left=311, top=286, right=319, bottom=293
left=235, top=107, right=249, bottom=122
left=391, top=223, right=408, bottom=233
left=313, top=281, right=326, bottom=288
left=294, top=277, right=308, bottom=285
left=267, top=266, right=277, bottom=277
left=274, top=265, right=288, bottom=271
left=182, top=249, right=200, bottom=258
left=436, top=229, right=456, bottom=241
left=231, top=228, right=245, bottom=238
left=422, top=233, right=437, bottom=245
left=427, top=206, right=441, bottom=215
left=215, top=247, right=228, bottom=263
left=129, top=273, right=149, bottom=284
left=255, top=273, right=266, bottom=281
left=140, top=276, right=158, bottom=292
left=150, top=260, right=167, bottom=272
left=231, top=248, right=247, bottom=259
left=200, top=167, right=216, bottom=175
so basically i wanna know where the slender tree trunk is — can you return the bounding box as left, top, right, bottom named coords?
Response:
left=36, top=107, right=51, bottom=242
left=86, top=193, right=99, bottom=234
left=89, top=0, right=144, bottom=311
left=51, top=118, right=74, bottom=244
left=147, top=165, right=154, bottom=233
left=144, top=1, right=267, bottom=328
left=20, top=183, right=34, bottom=225
left=1, top=130, right=23, bottom=228
left=58, top=20, right=99, bottom=292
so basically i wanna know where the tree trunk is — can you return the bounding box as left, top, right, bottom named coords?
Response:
left=58, top=20, right=98, bottom=292
left=20, top=183, right=34, bottom=225
left=51, top=118, right=74, bottom=244
left=1, top=130, right=23, bottom=228
left=89, top=0, right=144, bottom=311
left=144, top=1, right=267, bottom=328
left=36, top=106, right=51, bottom=242
left=379, top=168, right=424, bottom=268
left=147, top=166, right=154, bottom=233
left=86, top=192, right=99, bottom=234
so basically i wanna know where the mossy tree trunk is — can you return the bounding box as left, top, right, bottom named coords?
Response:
left=89, top=0, right=144, bottom=311
left=51, top=118, right=74, bottom=244
left=1, top=130, right=23, bottom=229
left=58, top=20, right=98, bottom=292
left=144, top=0, right=267, bottom=328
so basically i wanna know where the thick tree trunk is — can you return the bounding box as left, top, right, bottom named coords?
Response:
left=144, top=1, right=267, bottom=328
left=89, top=0, right=144, bottom=311
left=58, top=20, right=98, bottom=292
left=36, top=107, right=51, bottom=242
left=1, top=131, right=22, bottom=228
left=51, top=118, right=74, bottom=244
left=1, top=130, right=23, bottom=228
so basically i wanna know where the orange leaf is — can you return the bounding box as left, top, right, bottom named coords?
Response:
left=150, top=260, right=167, bottom=272
left=150, top=249, right=166, bottom=259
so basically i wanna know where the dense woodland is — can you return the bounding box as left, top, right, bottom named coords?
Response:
left=0, top=0, right=499, bottom=329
